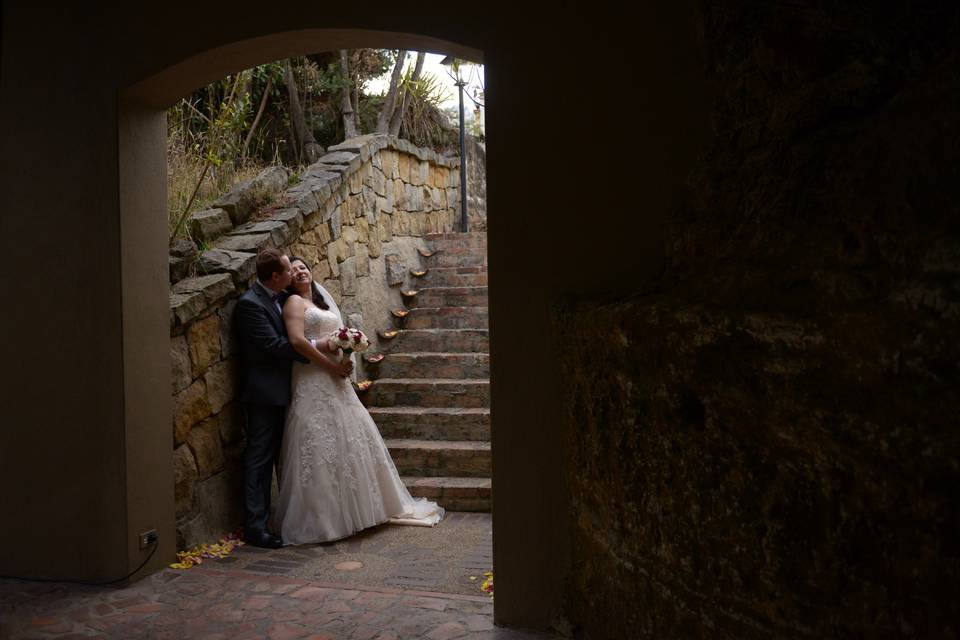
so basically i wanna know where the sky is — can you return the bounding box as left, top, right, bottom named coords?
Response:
left=366, top=52, right=485, bottom=118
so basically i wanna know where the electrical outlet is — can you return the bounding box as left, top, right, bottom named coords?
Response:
left=138, top=529, right=159, bottom=549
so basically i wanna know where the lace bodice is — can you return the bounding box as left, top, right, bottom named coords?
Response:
left=304, top=306, right=341, bottom=339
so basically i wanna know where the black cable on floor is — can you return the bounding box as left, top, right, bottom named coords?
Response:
left=0, top=541, right=159, bottom=587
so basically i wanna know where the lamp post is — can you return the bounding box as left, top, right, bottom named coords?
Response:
left=441, top=56, right=468, bottom=233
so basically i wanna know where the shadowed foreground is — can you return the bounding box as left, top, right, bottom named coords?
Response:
left=0, top=514, right=556, bottom=639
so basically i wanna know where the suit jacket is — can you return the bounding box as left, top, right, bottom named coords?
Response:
left=234, top=282, right=309, bottom=406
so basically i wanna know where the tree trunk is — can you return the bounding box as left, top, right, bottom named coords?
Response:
left=242, top=75, right=273, bottom=162
left=339, top=50, right=358, bottom=139
left=352, top=84, right=360, bottom=130
left=389, top=51, right=425, bottom=137
left=376, top=50, right=407, bottom=134
left=283, top=58, right=321, bottom=163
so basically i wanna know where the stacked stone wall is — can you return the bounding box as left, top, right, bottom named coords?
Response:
left=556, top=2, right=960, bottom=638
left=168, top=135, right=461, bottom=548
left=465, top=136, right=486, bottom=232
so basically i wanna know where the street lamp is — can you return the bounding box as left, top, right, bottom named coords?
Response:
left=441, top=56, right=468, bottom=233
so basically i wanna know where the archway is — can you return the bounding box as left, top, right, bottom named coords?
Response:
left=2, top=3, right=710, bottom=632
left=117, top=19, right=503, bottom=610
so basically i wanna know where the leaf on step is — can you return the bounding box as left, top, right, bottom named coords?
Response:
left=378, top=330, right=399, bottom=339
left=392, top=309, right=409, bottom=318
left=410, top=269, right=427, bottom=277
left=355, top=380, right=373, bottom=391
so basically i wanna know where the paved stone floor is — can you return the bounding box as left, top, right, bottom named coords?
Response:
left=226, top=513, right=494, bottom=595
left=0, top=514, right=557, bottom=639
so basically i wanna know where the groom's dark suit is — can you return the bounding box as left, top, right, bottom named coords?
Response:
left=234, top=282, right=308, bottom=540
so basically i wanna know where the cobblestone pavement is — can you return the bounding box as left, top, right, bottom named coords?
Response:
left=226, top=513, right=494, bottom=595
left=0, top=514, right=557, bottom=639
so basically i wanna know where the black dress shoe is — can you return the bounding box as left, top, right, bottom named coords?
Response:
left=245, top=529, right=283, bottom=549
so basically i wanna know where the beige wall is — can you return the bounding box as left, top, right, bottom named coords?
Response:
left=0, top=1, right=709, bottom=629
left=119, top=102, right=178, bottom=578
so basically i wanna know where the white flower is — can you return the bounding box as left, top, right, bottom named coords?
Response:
left=328, top=327, right=369, bottom=353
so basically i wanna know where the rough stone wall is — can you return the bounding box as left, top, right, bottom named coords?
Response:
left=438, top=135, right=486, bottom=232
left=465, top=136, right=486, bottom=232
left=169, top=135, right=460, bottom=548
left=557, top=2, right=960, bottom=638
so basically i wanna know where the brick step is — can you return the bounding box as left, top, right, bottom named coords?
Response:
left=425, top=253, right=487, bottom=268
left=412, top=286, right=489, bottom=308
left=424, top=246, right=488, bottom=259
left=425, top=231, right=488, bottom=239
left=405, top=307, right=488, bottom=330
left=402, top=477, right=491, bottom=512
left=370, top=407, right=489, bottom=441
left=420, top=266, right=486, bottom=274
left=363, top=379, right=489, bottom=408
left=377, top=353, right=489, bottom=379
left=425, top=232, right=487, bottom=249
left=386, top=439, right=491, bottom=478
left=388, top=329, right=489, bottom=353
left=415, top=268, right=487, bottom=288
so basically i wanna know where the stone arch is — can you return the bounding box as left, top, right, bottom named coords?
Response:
left=3, top=4, right=711, bottom=632
left=123, top=29, right=482, bottom=109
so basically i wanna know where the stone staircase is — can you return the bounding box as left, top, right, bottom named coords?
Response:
left=362, top=232, right=491, bottom=512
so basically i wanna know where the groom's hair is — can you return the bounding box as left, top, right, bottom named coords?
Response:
left=256, top=249, right=286, bottom=282
left=287, top=256, right=330, bottom=310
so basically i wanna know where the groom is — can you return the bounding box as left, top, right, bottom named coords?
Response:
left=234, top=248, right=308, bottom=548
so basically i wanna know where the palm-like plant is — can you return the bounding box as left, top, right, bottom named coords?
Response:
left=397, top=72, right=459, bottom=150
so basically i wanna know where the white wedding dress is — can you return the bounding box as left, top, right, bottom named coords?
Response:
left=275, top=305, right=444, bottom=545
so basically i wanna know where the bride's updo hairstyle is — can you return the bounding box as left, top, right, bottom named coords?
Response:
left=287, top=256, right=330, bottom=310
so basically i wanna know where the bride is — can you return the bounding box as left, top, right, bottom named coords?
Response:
left=274, top=256, right=444, bottom=544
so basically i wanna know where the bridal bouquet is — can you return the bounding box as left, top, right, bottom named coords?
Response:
left=329, top=326, right=370, bottom=356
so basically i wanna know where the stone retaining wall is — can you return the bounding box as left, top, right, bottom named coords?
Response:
left=465, top=136, right=486, bottom=232
left=169, top=134, right=461, bottom=548
left=554, top=2, right=960, bottom=637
